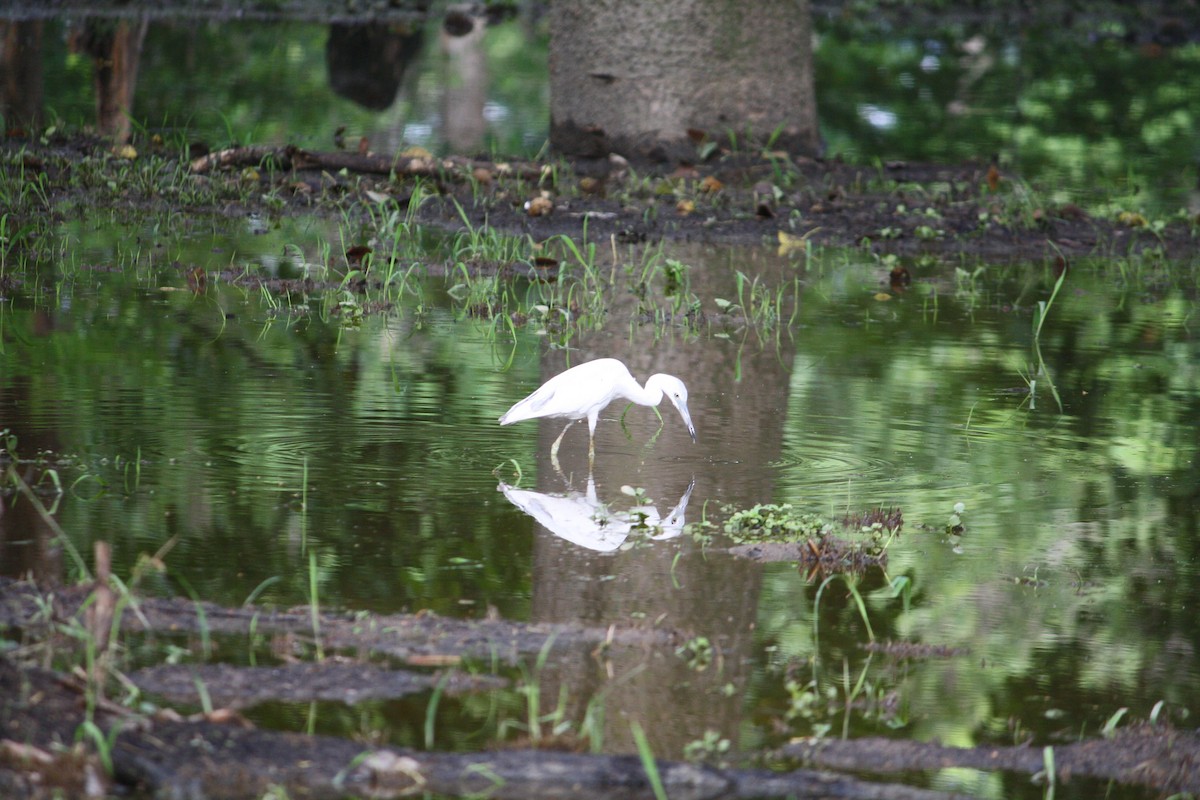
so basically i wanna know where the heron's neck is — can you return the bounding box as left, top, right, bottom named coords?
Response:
left=634, top=375, right=667, bottom=406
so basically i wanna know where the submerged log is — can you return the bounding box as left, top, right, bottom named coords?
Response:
left=2, top=655, right=969, bottom=800
left=4, top=579, right=1199, bottom=799
left=777, top=732, right=1200, bottom=796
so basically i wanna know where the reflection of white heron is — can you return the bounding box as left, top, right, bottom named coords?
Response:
left=498, top=358, right=697, bottom=465
left=499, top=477, right=695, bottom=552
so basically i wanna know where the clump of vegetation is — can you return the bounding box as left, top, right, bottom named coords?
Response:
left=722, top=503, right=831, bottom=543
left=703, top=502, right=903, bottom=575
left=840, top=506, right=903, bottom=534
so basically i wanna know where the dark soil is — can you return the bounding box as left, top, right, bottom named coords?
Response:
left=6, top=134, right=1198, bottom=275
left=424, top=153, right=1196, bottom=263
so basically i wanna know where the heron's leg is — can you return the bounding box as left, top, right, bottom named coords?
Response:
left=550, top=421, right=574, bottom=473
left=587, top=432, right=596, bottom=470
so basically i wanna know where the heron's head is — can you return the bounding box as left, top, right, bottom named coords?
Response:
left=652, top=374, right=697, bottom=443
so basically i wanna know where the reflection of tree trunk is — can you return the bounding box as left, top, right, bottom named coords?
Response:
left=0, top=20, right=44, bottom=131
left=326, top=23, right=424, bottom=111
left=528, top=243, right=796, bottom=756
left=71, top=18, right=149, bottom=143
left=549, top=0, right=819, bottom=160
left=440, top=8, right=487, bottom=152
left=0, top=342, right=66, bottom=587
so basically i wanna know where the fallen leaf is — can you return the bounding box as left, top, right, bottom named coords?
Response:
left=986, top=163, right=1001, bottom=192
left=578, top=176, right=604, bottom=194
left=525, top=196, right=553, bottom=217
left=699, top=175, right=723, bottom=193
left=874, top=292, right=892, bottom=301
left=365, top=189, right=391, bottom=203
left=777, top=228, right=820, bottom=257
left=676, top=199, right=696, bottom=215
left=401, top=145, right=433, bottom=159
left=112, top=144, right=137, bottom=160
left=406, top=654, right=462, bottom=667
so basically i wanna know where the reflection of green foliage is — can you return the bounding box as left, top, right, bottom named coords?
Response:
left=746, top=253, right=1200, bottom=752
left=814, top=29, right=1200, bottom=210
left=0, top=217, right=537, bottom=616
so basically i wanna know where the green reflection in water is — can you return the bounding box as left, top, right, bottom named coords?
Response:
left=2, top=216, right=1199, bottom=800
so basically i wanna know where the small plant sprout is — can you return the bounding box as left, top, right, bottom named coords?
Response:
left=1101, top=707, right=1129, bottom=739
left=683, top=729, right=731, bottom=765
left=675, top=635, right=715, bottom=671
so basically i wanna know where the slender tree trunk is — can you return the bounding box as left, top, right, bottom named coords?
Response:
left=549, top=0, right=819, bottom=161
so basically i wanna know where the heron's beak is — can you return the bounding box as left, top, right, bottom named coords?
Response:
left=672, top=397, right=697, bottom=443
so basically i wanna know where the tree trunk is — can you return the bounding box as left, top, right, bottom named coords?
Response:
left=549, top=0, right=819, bottom=162
left=0, top=20, right=44, bottom=132
left=72, top=17, right=149, bottom=144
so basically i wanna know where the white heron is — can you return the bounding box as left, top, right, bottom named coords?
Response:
left=498, top=358, right=697, bottom=463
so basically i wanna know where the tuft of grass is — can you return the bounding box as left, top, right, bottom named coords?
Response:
left=630, top=721, right=669, bottom=800
left=814, top=573, right=875, bottom=645
left=308, top=550, right=324, bottom=662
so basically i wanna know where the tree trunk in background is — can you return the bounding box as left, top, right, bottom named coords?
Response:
left=0, top=20, right=44, bottom=132
left=71, top=18, right=149, bottom=144
left=549, top=0, right=818, bottom=161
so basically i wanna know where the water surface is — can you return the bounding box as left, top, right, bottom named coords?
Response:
left=3, top=9, right=1199, bottom=798
left=3, top=218, right=1197, bottom=800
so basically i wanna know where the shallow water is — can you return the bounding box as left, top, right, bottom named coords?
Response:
left=3, top=215, right=1199, bottom=798
left=3, top=10, right=1200, bottom=798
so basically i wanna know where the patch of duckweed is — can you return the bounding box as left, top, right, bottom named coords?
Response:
left=723, top=503, right=832, bottom=544
left=703, top=503, right=904, bottom=573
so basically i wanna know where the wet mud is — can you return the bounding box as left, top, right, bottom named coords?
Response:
left=9, top=133, right=1197, bottom=273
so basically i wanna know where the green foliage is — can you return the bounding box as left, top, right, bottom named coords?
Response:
left=722, top=504, right=830, bottom=543
left=675, top=636, right=714, bottom=671
left=682, top=729, right=731, bottom=765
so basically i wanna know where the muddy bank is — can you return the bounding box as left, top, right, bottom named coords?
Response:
left=7, top=134, right=1197, bottom=269
left=186, top=144, right=1200, bottom=262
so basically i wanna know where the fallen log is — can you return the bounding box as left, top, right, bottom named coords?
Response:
left=777, top=730, right=1200, bottom=796
left=0, top=577, right=684, bottom=666
left=2, top=654, right=970, bottom=800
left=188, top=144, right=550, bottom=182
